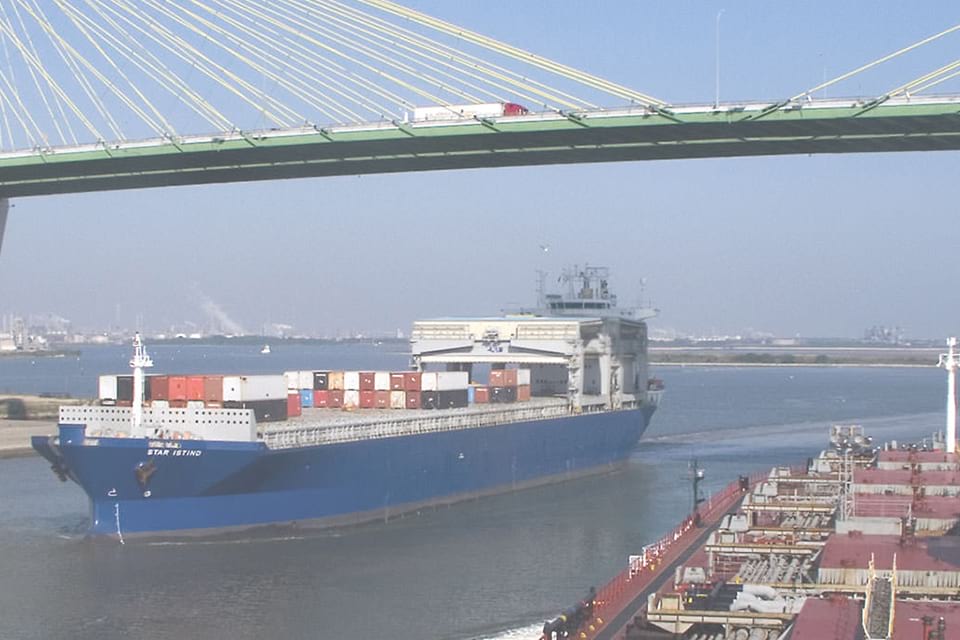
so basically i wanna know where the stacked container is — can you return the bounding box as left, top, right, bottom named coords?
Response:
left=484, top=368, right=532, bottom=404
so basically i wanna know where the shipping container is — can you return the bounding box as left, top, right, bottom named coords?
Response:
left=328, top=371, right=345, bottom=391
left=403, top=372, right=421, bottom=392
left=203, top=375, right=224, bottom=405
left=374, top=390, right=391, bottom=409
left=98, top=375, right=118, bottom=401
left=344, top=371, right=361, bottom=391
left=313, top=371, right=329, bottom=391
left=300, top=389, right=314, bottom=408
left=437, top=371, right=469, bottom=391
left=389, top=373, right=405, bottom=391
left=297, top=371, right=313, bottom=390
left=327, top=389, right=343, bottom=408
left=467, top=386, right=475, bottom=405
left=405, top=391, right=421, bottom=409
left=223, top=375, right=287, bottom=402
left=489, top=370, right=505, bottom=387
left=517, top=384, right=531, bottom=402
left=374, top=372, right=391, bottom=391
left=474, top=387, right=490, bottom=404
left=389, top=390, right=406, bottom=409
left=313, top=390, right=330, bottom=408
left=421, top=390, right=439, bottom=410
left=149, top=375, right=169, bottom=401
left=360, top=372, right=376, bottom=391
left=224, top=398, right=287, bottom=422
left=117, top=375, right=134, bottom=402
left=186, top=400, right=205, bottom=410
left=186, top=376, right=205, bottom=401
left=438, top=389, right=469, bottom=409
left=284, top=371, right=299, bottom=391
left=343, top=389, right=360, bottom=408
left=287, top=393, right=302, bottom=418
left=420, top=372, right=438, bottom=392
left=167, top=376, right=188, bottom=401
left=359, top=390, right=376, bottom=409
left=490, top=386, right=517, bottom=403
left=168, top=399, right=188, bottom=409
left=517, top=369, right=531, bottom=386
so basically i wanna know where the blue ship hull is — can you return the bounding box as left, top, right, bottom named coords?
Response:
left=33, top=406, right=655, bottom=539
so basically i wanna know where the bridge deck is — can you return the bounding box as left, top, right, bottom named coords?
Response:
left=1, top=96, right=958, bottom=197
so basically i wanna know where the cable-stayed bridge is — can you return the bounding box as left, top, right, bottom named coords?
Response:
left=0, top=0, right=957, bottom=200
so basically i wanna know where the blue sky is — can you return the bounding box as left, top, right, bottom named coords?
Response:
left=1, top=1, right=958, bottom=338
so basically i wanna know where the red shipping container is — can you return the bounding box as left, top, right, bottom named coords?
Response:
left=186, top=376, right=205, bottom=401
left=503, top=369, right=518, bottom=387
left=168, top=376, right=188, bottom=401
left=314, top=390, right=330, bottom=408
left=389, top=373, right=405, bottom=391
left=150, top=375, right=169, bottom=400
left=405, top=390, right=421, bottom=409
left=359, top=389, right=376, bottom=409
left=374, top=390, right=391, bottom=409
left=517, top=384, right=531, bottom=401
left=489, top=370, right=505, bottom=386
left=168, top=399, right=188, bottom=408
left=203, top=375, right=223, bottom=405
left=403, top=372, right=422, bottom=392
left=474, top=387, right=490, bottom=403
left=287, top=392, right=302, bottom=417
left=359, top=372, right=376, bottom=391
left=327, top=389, right=344, bottom=408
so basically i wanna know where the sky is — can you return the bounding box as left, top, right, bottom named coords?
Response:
left=1, top=0, right=959, bottom=339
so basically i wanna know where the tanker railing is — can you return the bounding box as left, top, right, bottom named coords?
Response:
left=562, top=468, right=773, bottom=640
left=262, top=399, right=619, bottom=449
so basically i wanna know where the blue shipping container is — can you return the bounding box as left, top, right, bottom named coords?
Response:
left=300, top=389, right=314, bottom=408
left=467, top=386, right=475, bottom=405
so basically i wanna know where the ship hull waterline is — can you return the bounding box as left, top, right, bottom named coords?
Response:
left=33, top=406, right=655, bottom=540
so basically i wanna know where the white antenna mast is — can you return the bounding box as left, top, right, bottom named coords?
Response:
left=130, top=333, right=154, bottom=437
left=938, top=337, right=958, bottom=454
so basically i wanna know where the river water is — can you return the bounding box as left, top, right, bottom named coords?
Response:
left=0, top=344, right=947, bottom=640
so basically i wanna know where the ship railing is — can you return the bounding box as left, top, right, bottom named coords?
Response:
left=586, top=469, right=770, bottom=633
left=262, top=400, right=614, bottom=449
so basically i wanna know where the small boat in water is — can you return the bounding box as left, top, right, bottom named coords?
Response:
left=260, top=344, right=271, bottom=355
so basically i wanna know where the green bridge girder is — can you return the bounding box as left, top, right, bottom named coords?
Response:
left=0, top=97, right=958, bottom=197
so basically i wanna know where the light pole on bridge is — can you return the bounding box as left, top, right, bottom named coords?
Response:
left=715, top=9, right=725, bottom=109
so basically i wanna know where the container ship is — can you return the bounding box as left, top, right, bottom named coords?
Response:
left=541, top=338, right=960, bottom=640
left=32, top=267, right=662, bottom=540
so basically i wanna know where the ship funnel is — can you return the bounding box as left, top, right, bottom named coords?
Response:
left=939, top=337, right=958, bottom=454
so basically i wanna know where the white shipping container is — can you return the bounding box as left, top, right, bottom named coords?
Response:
left=240, top=375, right=287, bottom=401
left=389, top=390, right=406, bottom=409
left=343, top=389, right=360, bottom=408
left=420, top=372, right=438, bottom=391
left=436, top=371, right=469, bottom=391
left=344, top=371, right=361, bottom=391
left=517, top=369, right=531, bottom=386
left=223, top=376, right=243, bottom=402
left=374, top=372, right=391, bottom=391
left=283, top=371, right=299, bottom=391
left=98, top=375, right=118, bottom=400
left=298, top=371, right=314, bottom=390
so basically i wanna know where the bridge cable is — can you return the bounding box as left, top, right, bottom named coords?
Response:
left=216, top=0, right=410, bottom=120
left=5, top=1, right=69, bottom=145
left=354, top=0, right=666, bottom=107
left=309, top=0, right=590, bottom=112
left=63, top=0, right=233, bottom=133
left=177, top=0, right=369, bottom=124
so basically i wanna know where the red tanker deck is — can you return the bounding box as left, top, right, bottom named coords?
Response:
left=541, top=427, right=960, bottom=640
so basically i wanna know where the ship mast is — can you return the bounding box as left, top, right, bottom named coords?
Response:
left=129, top=333, right=153, bottom=437
left=939, top=337, right=958, bottom=454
